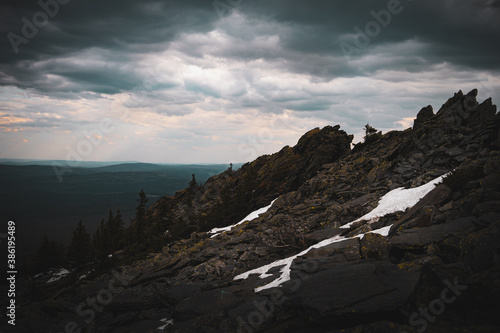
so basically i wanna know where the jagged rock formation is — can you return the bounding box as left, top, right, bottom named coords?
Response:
left=8, top=90, right=500, bottom=333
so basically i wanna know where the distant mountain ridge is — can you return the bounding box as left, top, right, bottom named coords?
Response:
left=0, top=162, right=234, bottom=262
left=0, top=159, right=140, bottom=168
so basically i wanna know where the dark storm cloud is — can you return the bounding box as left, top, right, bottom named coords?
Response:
left=244, top=1, right=500, bottom=49
left=0, top=0, right=219, bottom=94
left=0, top=0, right=217, bottom=61
left=1, top=55, right=143, bottom=95
left=0, top=0, right=499, bottom=96
left=240, top=0, right=500, bottom=72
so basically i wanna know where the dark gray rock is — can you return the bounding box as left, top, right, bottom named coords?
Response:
left=360, top=233, right=390, bottom=260
left=391, top=217, right=476, bottom=246
left=295, top=237, right=361, bottom=272
left=467, top=98, right=497, bottom=127
left=459, top=221, right=500, bottom=272
left=467, top=88, right=478, bottom=97
left=446, top=147, right=465, bottom=156
left=414, top=105, right=434, bottom=130
left=391, top=184, right=451, bottom=233
left=174, top=288, right=244, bottom=320
left=282, top=261, right=420, bottom=317
left=307, top=227, right=345, bottom=242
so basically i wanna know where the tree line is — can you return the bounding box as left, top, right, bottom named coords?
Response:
left=28, top=168, right=250, bottom=274
left=28, top=188, right=169, bottom=274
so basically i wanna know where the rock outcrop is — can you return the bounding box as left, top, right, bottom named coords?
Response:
left=8, top=89, right=500, bottom=333
left=149, top=125, right=352, bottom=238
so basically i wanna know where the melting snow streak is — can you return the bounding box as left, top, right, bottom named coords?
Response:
left=234, top=174, right=447, bottom=292
left=46, top=268, right=71, bottom=284
left=209, top=198, right=278, bottom=238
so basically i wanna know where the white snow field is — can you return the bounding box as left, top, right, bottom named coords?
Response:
left=340, top=174, right=448, bottom=229
left=234, top=174, right=447, bottom=292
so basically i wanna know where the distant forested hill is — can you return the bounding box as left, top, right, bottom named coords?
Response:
left=0, top=161, right=236, bottom=263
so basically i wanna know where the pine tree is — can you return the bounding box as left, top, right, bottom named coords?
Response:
left=67, top=220, right=91, bottom=266
left=92, top=224, right=101, bottom=259
left=102, top=218, right=110, bottom=255
left=134, top=189, right=149, bottom=251
left=189, top=174, right=198, bottom=188
left=364, top=124, right=378, bottom=137
left=34, top=236, right=65, bottom=273
left=92, top=219, right=110, bottom=260
left=363, top=123, right=380, bottom=144
left=107, top=209, right=114, bottom=228
left=106, top=210, right=117, bottom=252
left=111, top=209, right=124, bottom=252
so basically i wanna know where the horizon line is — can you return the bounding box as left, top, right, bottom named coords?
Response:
left=0, top=158, right=244, bottom=166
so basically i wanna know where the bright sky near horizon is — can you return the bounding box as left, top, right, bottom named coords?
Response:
left=1, top=0, right=499, bottom=164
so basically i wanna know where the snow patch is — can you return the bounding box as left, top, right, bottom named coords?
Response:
left=234, top=226, right=390, bottom=292
left=209, top=198, right=278, bottom=238
left=46, top=268, right=71, bottom=284
left=234, top=174, right=447, bottom=292
left=368, top=225, right=392, bottom=237
left=157, top=318, right=174, bottom=331
left=340, top=174, right=448, bottom=229
left=78, top=271, right=91, bottom=281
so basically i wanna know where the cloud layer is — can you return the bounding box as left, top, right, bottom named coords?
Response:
left=1, top=0, right=499, bottom=163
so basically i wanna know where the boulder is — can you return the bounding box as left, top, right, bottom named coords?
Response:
left=281, top=261, right=420, bottom=321
left=391, top=217, right=476, bottom=247
left=360, top=233, right=390, bottom=260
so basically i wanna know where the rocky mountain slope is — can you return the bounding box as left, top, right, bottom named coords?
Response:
left=7, top=89, right=500, bottom=333
left=147, top=124, right=352, bottom=239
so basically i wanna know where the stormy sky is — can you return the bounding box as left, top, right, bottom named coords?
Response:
left=1, top=0, right=499, bottom=164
